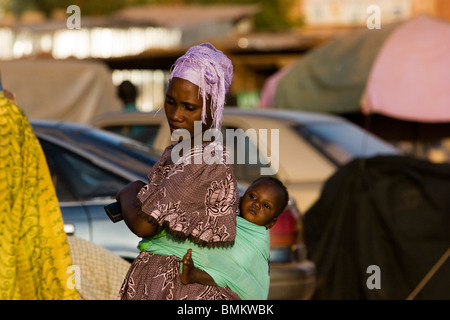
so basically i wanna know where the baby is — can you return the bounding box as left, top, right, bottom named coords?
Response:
left=181, top=177, right=289, bottom=289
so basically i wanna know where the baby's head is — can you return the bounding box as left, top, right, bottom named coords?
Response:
left=239, top=177, right=289, bottom=229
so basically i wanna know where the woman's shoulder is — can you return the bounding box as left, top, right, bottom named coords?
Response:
left=167, top=141, right=233, bottom=171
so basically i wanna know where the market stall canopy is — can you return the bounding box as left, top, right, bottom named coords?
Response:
left=0, top=59, right=121, bottom=123
left=271, top=20, right=399, bottom=113
left=362, top=15, right=450, bottom=122
left=270, top=15, right=450, bottom=122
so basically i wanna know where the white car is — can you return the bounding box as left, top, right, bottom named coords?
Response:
left=92, top=108, right=398, bottom=213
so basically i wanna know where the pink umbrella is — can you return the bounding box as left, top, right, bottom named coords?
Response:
left=264, top=15, right=450, bottom=141
left=259, top=61, right=295, bottom=109
left=362, top=15, right=450, bottom=123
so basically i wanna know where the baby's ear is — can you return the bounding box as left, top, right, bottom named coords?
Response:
left=265, top=218, right=277, bottom=230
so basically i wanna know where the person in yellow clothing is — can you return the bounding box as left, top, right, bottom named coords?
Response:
left=0, top=86, right=79, bottom=300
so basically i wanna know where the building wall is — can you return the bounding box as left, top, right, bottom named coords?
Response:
left=413, top=0, right=450, bottom=20
left=298, top=0, right=450, bottom=28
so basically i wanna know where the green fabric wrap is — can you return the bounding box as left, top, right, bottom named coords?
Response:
left=138, top=216, right=270, bottom=300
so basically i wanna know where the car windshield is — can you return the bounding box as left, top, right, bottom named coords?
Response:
left=83, top=128, right=162, bottom=159
left=293, top=122, right=398, bottom=165
left=32, top=122, right=160, bottom=198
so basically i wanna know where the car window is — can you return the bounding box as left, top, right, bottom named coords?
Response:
left=39, top=139, right=130, bottom=202
left=293, top=123, right=398, bottom=165
left=221, top=126, right=277, bottom=184
left=102, top=124, right=160, bottom=148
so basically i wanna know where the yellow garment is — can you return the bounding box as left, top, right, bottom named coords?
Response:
left=0, top=91, right=79, bottom=300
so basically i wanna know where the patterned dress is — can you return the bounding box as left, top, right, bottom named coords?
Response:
left=118, top=142, right=240, bottom=300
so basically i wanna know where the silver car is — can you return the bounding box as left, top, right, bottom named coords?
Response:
left=32, top=120, right=315, bottom=300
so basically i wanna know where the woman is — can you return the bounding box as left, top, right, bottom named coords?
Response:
left=117, top=43, right=240, bottom=300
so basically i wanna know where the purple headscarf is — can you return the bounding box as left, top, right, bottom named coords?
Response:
left=169, top=43, right=233, bottom=130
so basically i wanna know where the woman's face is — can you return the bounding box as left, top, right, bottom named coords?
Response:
left=164, top=77, right=212, bottom=139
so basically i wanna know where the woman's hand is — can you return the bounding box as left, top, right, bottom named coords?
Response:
left=115, top=180, right=145, bottom=203
left=116, top=180, right=159, bottom=238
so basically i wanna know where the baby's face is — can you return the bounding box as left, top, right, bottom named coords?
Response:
left=239, top=180, right=284, bottom=229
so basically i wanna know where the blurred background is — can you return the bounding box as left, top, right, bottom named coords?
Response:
left=1, top=0, right=449, bottom=300
left=1, top=0, right=449, bottom=164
